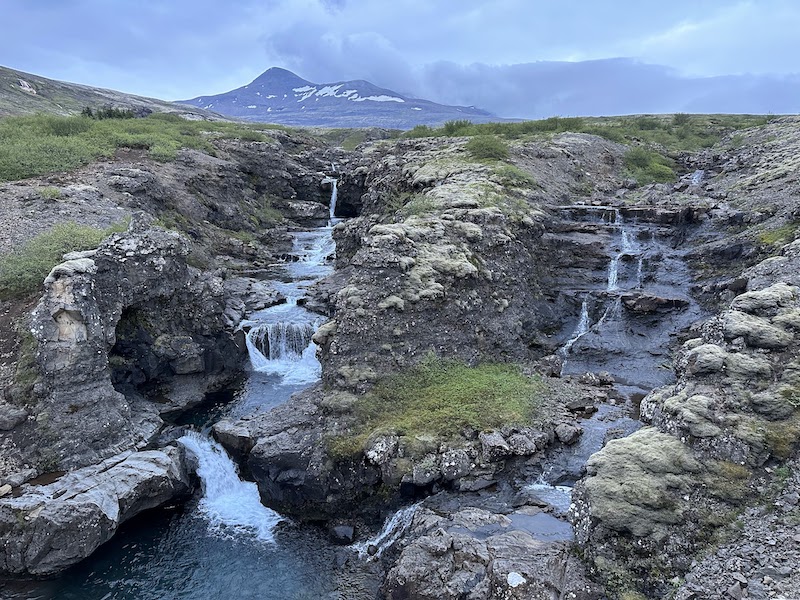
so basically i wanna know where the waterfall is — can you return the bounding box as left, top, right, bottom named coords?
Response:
left=607, top=212, right=638, bottom=292
left=561, top=300, right=590, bottom=356
left=636, top=256, right=644, bottom=288
left=248, top=321, right=316, bottom=361
left=352, top=503, right=421, bottom=560
left=525, top=476, right=573, bottom=514
left=607, top=256, right=620, bottom=291
left=241, top=317, right=320, bottom=385
left=329, top=179, right=338, bottom=225
left=178, top=432, right=282, bottom=542
left=691, top=169, right=704, bottom=185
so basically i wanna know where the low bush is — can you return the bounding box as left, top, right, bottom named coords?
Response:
left=623, top=147, right=676, bottom=184
left=465, top=135, right=509, bottom=160
left=0, top=113, right=291, bottom=182
left=0, top=221, right=128, bottom=299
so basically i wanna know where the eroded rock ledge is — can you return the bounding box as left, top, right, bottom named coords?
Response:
left=0, top=446, right=191, bottom=576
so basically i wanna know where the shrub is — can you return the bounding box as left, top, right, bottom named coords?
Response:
left=442, top=119, right=473, bottom=136
left=493, top=164, right=536, bottom=187
left=0, top=221, right=128, bottom=299
left=465, top=135, right=509, bottom=160
left=623, top=147, right=676, bottom=184
left=405, top=124, right=435, bottom=139
left=672, top=113, right=691, bottom=126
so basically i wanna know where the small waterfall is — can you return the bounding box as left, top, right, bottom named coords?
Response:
left=607, top=256, right=620, bottom=291
left=352, top=503, right=421, bottom=560
left=328, top=179, right=338, bottom=225
left=525, top=476, right=573, bottom=514
left=248, top=321, right=316, bottom=361
left=690, top=169, right=704, bottom=185
left=607, top=212, right=638, bottom=292
left=241, top=315, right=321, bottom=385
left=561, top=299, right=591, bottom=356
left=178, top=432, right=282, bottom=542
left=636, top=256, right=644, bottom=288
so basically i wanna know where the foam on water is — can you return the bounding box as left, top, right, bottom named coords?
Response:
left=179, top=432, right=282, bottom=542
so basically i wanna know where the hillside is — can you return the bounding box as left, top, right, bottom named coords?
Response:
left=180, top=67, right=502, bottom=129
left=0, top=65, right=224, bottom=120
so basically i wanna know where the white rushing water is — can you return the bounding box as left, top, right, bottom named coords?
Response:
left=179, top=432, right=283, bottom=542
left=352, top=503, right=421, bottom=560
left=561, top=299, right=591, bottom=357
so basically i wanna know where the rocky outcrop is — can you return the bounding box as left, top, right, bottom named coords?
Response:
left=571, top=259, right=800, bottom=595
left=213, top=384, right=578, bottom=520
left=382, top=504, right=602, bottom=600
left=0, top=446, right=191, bottom=575
left=11, top=218, right=242, bottom=472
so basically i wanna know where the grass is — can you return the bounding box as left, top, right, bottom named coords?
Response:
left=0, top=220, right=128, bottom=299
left=329, top=358, right=544, bottom=457
left=623, top=146, right=676, bottom=185
left=402, top=114, right=773, bottom=153
left=0, top=113, right=287, bottom=181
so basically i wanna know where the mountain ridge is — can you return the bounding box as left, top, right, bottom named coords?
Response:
left=180, top=67, right=504, bottom=129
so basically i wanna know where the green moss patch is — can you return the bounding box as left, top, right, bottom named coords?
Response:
left=329, top=359, right=544, bottom=457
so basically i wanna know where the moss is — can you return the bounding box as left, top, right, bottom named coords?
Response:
left=763, top=414, right=800, bottom=459
left=328, top=358, right=544, bottom=457
left=704, top=460, right=751, bottom=503
left=758, top=221, right=798, bottom=246
left=7, top=326, right=38, bottom=405
left=492, top=164, right=536, bottom=188
left=39, top=186, right=61, bottom=200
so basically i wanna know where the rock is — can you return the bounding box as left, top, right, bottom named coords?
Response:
left=329, top=524, right=356, bottom=545
left=0, top=404, right=27, bottom=430
left=440, top=449, right=472, bottom=481
left=0, top=447, right=191, bottom=575
left=0, top=484, right=11, bottom=498
left=555, top=423, right=583, bottom=445
left=24, top=226, right=242, bottom=470
left=686, top=344, right=726, bottom=374
left=723, top=311, right=793, bottom=349
left=212, top=420, right=256, bottom=458
left=730, top=283, right=798, bottom=316
left=479, top=431, right=512, bottom=462
left=621, top=292, right=689, bottom=313
left=383, top=506, right=602, bottom=600
left=726, top=582, right=744, bottom=599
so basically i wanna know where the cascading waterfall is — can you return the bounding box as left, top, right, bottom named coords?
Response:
left=561, top=299, right=591, bottom=356
left=237, top=178, right=341, bottom=385
left=248, top=321, right=316, bottom=361
left=178, top=432, right=283, bottom=542
left=322, top=177, right=338, bottom=226
left=352, top=503, right=421, bottom=560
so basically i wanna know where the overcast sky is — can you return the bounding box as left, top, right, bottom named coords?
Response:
left=2, top=0, right=798, bottom=118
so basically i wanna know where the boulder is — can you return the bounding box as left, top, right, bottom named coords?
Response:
left=723, top=311, right=793, bottom=349
left=0, top=447, right=191, bottom=575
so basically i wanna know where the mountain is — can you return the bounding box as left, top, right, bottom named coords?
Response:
left=0, top=65, right=224, bottom=120
left=180, top=67, right=501, bottom=129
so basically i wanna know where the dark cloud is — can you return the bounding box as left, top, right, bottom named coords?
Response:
left=414, top=60, right=800, bottom=118
left=0, top=0, right=798, bottom=117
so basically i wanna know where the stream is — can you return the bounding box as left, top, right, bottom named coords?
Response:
left=0, top=200, right=702, bottom=598
left=0, top=181, right=381, bottom=600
